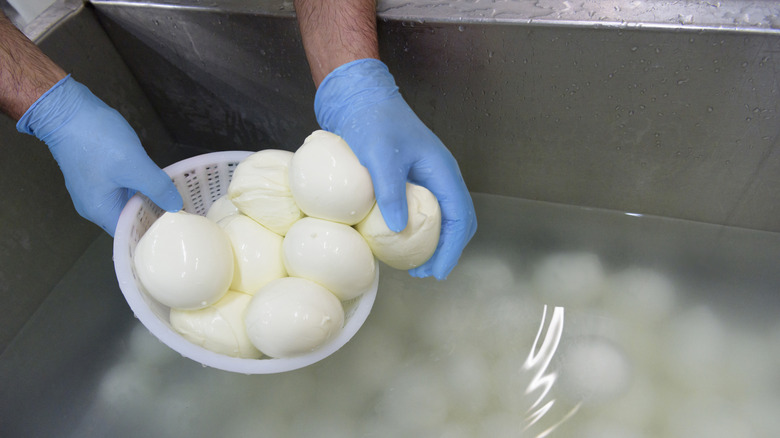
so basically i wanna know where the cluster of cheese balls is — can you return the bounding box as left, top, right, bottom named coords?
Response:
left=133, top=131, right=441, bottom=359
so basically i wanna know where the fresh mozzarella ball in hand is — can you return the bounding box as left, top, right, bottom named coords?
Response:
left=206, top=196, right=239, bottom=223
left=283, top=217, right=376, bottom=301
left=244, top=277, right=345, bottom=358
left=218, top=214, right=287, bottom=294
left=356, top=183, right=441, bottom=270
left=170, top=290, right=262, bottom=358
left=227, top=149, right=303, bottom=235
left=289, top=130, right=375, bottom=225
left=133, top=211, right=234, bottom=309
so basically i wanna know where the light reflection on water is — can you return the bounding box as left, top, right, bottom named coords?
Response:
left=81, top=193, right=780, bottom=437
left=522, top=305, right=581, bottom=437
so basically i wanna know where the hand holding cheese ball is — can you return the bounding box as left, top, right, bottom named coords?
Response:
left=314, top=60, right=477, bottom=280
left=132, top=131, right=444, bottom=360
left=289, top=130, right=375, bottom=225
left=356, top=183, right=441, bottom=270
left=295, top=1, right=476, bottom=280
left=287, top=132, right=441, bottom=272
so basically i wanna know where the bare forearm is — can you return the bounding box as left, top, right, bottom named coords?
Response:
left=0, top=12, right=66, bottom=121
left=294, top=0, right=379, bottom=88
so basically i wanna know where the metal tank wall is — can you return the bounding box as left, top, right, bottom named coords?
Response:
left=1, top=0, right=779, bottom=352
left=91, top=0, right=780, bottom=231
left=0, top=1, right=179, bottom=352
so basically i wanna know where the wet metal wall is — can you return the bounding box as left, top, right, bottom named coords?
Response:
left=0, top=2, right=177, bottom=353
left=92, top=0, right=780, bottom=232
left=1, top=0, right=778, bottom=352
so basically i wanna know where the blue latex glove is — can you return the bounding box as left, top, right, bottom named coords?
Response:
left=17, top=75, right=182, bottom=236
left=315, top=59, right=477, bottom=280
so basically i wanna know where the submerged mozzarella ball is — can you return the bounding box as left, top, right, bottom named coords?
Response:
left=134, top=211, right=233, bottom=309
left=170, top=290, right=262, bottom=358
left=606, top=267, right=676, bottom=323
left=356, top=183, right=441, bottom=270
left=283, top=217, right=376, bottom=301
left=227, top=149, right=303, bottom=235
left=244, top=277, right=345, bottom=358
left=206, top=196, right=239, bottom=223
left=558, top=337, right=632, bottom=404
left=532, top=252, right=605, bottom=306
left=289, top=130, right=375, bottom=225
left=218, top=214, right=287, bottom=294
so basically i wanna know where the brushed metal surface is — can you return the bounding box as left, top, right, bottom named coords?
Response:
left=94, top=4, right=317, bottom=152
left=0, top=6, right=180, bottom=353
left=91, top=1, right=780, bottom=231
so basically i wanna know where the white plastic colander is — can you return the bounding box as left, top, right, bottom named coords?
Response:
left=113, top=151, right=378, bottom=374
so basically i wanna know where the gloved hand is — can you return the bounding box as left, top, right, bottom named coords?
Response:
left=315, top=59, right=477, bottom=280
left=17, top=75, right=182, bottom=236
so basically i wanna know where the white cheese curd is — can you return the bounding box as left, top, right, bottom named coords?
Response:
left=244, top=277, right=345, bottom=358
left=282, top=217, right=377, bottom=301
left=602, top=375, right=657, bottom=430
left=227, top=149, right=303, bottom=236
left=664, top=305, right=727, bottom=389
left=606, top=267, right=676, bottom=324
left=356, top=183, right=441, bottom=270
left=289, top=130, right=375, bottom=225
left=532, top=252, right=605, bottom=306
left=218, top=214, right=287, bottom=294
left=133, top=211, right=233, bottom=310
left=205, top=195, right=239, bottom=223
left=374, top=365, right=449, bottom=432
left=442, top=345, right=491, bottom=416
left=557, top=337, right=632, bottom=404
left=664, top=394, right=754, bottom=438
left=170, top=290, right=262, bottom=359
left=580, top=420, right=648, bottom=438
left=479, top=412, right=523, bottom=438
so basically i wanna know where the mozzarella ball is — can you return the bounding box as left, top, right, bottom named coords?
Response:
left=558, top=337, right=632, bottom=404
left=244, top=277, right=345, bottom=358
left=283, top=217, right=376, bottom=301
left=606, top=267, right=676, bottom=323
left=206, top=196, right=239, bottom=223
left=134, top=211, right=233, bottom=309
left=532, top=252, right=605, bottom=306
left=170, top=290, right=262, bottom=358
left=374, top=365, right=449, bottom=431
left=665, top=306, right=727, bottom=388
left=289, top=130, right=375, bottom=225
left=227, top=149, right=303, bottom=235
left=218, top=214, right=287, bottom=294
left=356, top=183, right=441, bottom=270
